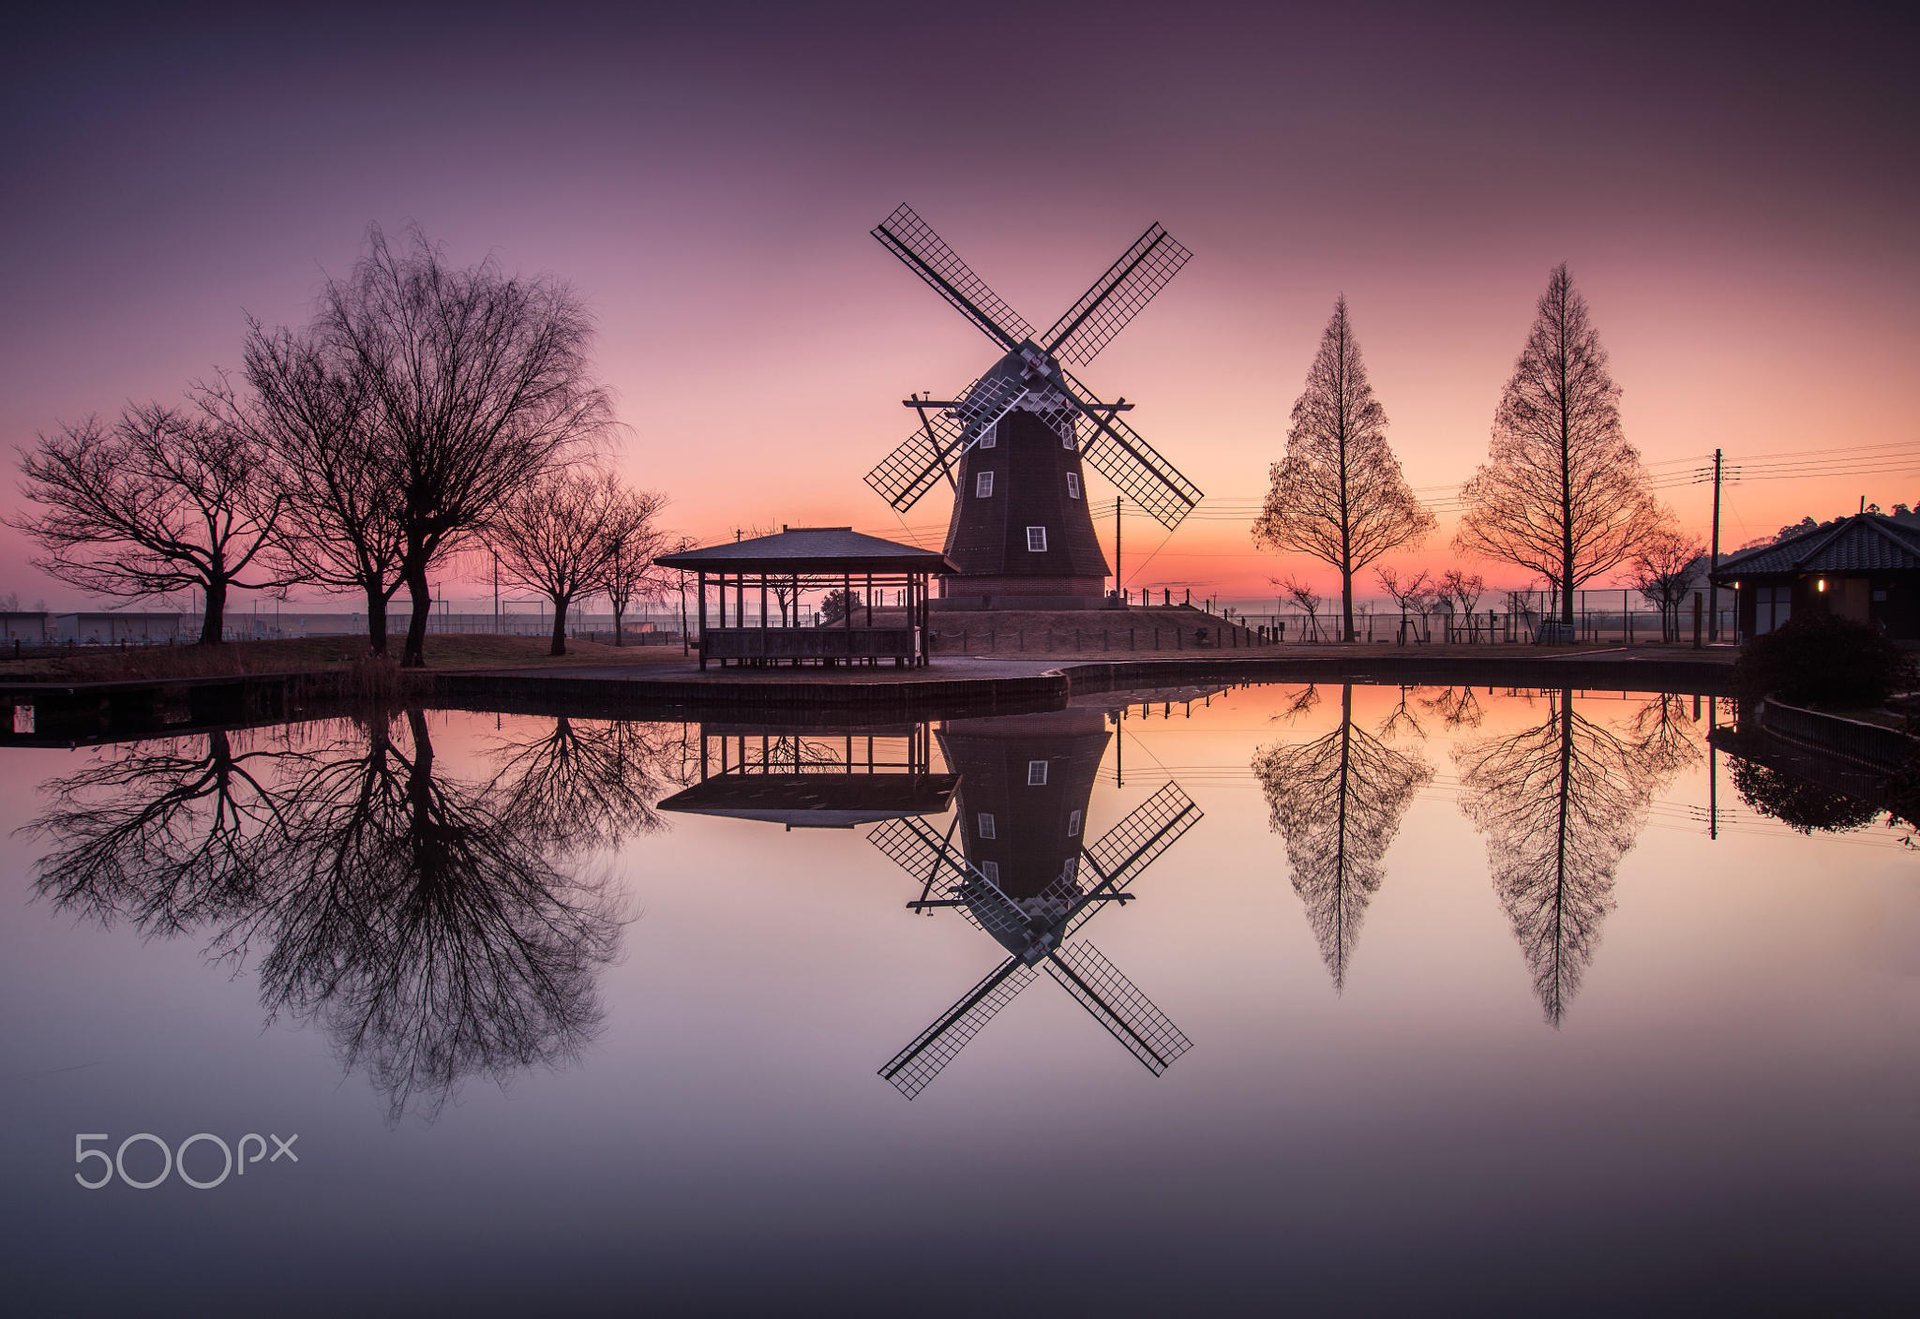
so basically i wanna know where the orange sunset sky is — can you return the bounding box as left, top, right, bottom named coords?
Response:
left=3, top=3, right=1914, bottom=609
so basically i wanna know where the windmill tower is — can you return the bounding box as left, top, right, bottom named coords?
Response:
left=867, top=711, right=1204, bottom=1099
left=866, top=205, right=1203, bottom=609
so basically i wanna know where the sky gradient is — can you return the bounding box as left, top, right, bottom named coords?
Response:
left=4, top=2, right=1915, bottom=608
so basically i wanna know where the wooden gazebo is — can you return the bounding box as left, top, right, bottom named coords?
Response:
left=657, top=527, right=955, bottom=670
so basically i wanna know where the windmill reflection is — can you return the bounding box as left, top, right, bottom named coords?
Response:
left=1253, top=684, right=1433, bottom=992
left=869, top=706, right=1203, bottom=1099
left=25, top=707, right=667, bottom=1119
left=1455, top=690, right=1697, bottom=1025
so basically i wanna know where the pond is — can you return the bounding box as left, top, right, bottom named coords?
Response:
left=1, top=683, right=1913, bottom=1315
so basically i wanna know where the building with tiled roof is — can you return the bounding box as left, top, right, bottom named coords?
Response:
left=1710, top=513, right=1920, bottom=640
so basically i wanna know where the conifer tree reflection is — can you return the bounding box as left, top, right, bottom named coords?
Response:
left=1455, top=690, right=1692, bottom=1025
left=26, top=728, right=293, bottom=934
left=1253, top=685, right=1433, bottom=991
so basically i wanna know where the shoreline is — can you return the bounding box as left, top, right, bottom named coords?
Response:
left=0, top=645, right=1739, bottom=744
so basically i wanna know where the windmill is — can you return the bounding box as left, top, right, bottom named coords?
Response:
left=867, top=708, right=1203, bottom=1098
left=866, top=205, right=1203, bottom=607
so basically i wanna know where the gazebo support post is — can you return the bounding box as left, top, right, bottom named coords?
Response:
left=696, top=570, right=708, bottom=671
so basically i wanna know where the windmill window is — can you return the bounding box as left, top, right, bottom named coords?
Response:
left=1062, top=428, right=1075, bottom=450
left=1066, top=472, right=1081, bottom=499
left=979, top=427, right=996, bottom=449
left=1067, top=809, right=1082, bottom=837
left=981, top=860, right=1001, bottom=884
left=1026, top=526, right=1048, bottom=552
left=976, top=470, right=994, bottom=498
left=977, top=812, right=996, bottom=839
left=1027, top=759, right=1049, bottom=786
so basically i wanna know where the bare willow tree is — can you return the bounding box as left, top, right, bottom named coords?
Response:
left=12, top=401, right=284, bottom=644
left=1456, top=265, right=1669, bottom=628
left=1375, top=567, right=1434, bottom=644
left=240, top=321, right=406, bottom=654
left=1253, top=684, right=1432, bottom=991
left=1630, top=530, right=1704, bottom=642
left=490, top=469, right=656, bottom=656
left=317, top=226, right=613, bottom=666
left=1255, top=297, right=1434, bottom=640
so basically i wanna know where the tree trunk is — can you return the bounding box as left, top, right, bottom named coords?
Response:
left=199, top=578, right=226, bottom=645
left=402, top=560, right=432, bottom=668
left=549, top=595, right=569, bottom=657
left=1340, top=568, right=1355, bottom=642
left=365, top=584, right=388, bottom=656
left=612, top=601, right=625, bottom=647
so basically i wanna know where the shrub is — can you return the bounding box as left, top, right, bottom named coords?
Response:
left=1735, top=613, right=1913, bottom=708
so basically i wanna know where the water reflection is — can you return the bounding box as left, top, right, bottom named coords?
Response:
left=26, top=708, right=667, bottom=1118
left=1254, top=684, right=1432, bottom=991
left=1455, top=690, right=1697, bottom=1025
left=869, top=705, right=1203, bottom=1098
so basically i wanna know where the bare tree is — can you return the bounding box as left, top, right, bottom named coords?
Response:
left=1275, top=574, right=1324, bottom=641
left=1629, top=530, right=1705, bottom=642
left=1253, top=684, right=1433, bottom=991
left=239, top=322, right=406, bottom=654
left=1254, top=297, right=1434, bottom=640
left=1436, top=569, right=1485, bottom=641
left=1375, top=567, right=1434, bottom=644
left=490, top=469, right=651, bottom=656
left=1456, top=265, right=1669, bottom=627
left=601, top=493, right=669, bottom=648
left=12, top=400, right=284, bottom=644
left=316, top=226, right=613, bottom=667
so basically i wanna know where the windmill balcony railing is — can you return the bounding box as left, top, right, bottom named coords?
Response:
left=701, top=624, right=920, bottom=667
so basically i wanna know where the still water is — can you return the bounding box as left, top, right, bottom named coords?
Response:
left=1, top=684, right=1913, bottom=1315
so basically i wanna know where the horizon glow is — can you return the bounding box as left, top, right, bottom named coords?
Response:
left=3, top=4, right=1914, bottom=610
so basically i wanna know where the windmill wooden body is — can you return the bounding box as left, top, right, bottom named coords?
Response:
left=867, top=205, right=1203, bottom=608
left=868, top=708, right=1204, bottom=1098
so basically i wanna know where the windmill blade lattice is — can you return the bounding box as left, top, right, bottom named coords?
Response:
left=1075, top=784, right=1203, bottom=927
left=864, top=374, right=1032, bottom=512
left=1043, top=223, right=1192, bottom=366
left=1045, top=941, right=1193, bottom=1076
left=879, top=958, right=1037, bottom=1099
left=1061, top=370, right=1204, bottom=530
left=872, top=204, right=1034, bottom=350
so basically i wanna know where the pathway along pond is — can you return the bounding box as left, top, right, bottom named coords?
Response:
left=1, top=683, right=1913, bottom=1315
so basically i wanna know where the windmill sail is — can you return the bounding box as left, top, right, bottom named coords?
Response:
left=1077, top=783, right=1203, bottom=915
left=1045, top=941, right=1193, bottom=1075
left=880, top=958, right=1037, bottom=1099
left=1059, top=372, right=1204, bottom=531
left=873, top=204, right=1034, bottom=350
left=869, top=813, right=971, bottom=891
left=1043, top=223, right=1192, bottom=366
left=864, top=374, right=1031, bottom=512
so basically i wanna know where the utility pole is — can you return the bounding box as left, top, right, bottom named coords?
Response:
left=1114, top=497, right=1123, bottom=601
left=1708, top=448, right=1723, bottom=642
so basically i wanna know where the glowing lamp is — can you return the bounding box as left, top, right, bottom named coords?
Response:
left=1815, top=578, right=1828, bottom=593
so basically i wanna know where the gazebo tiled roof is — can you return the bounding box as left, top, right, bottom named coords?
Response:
left=1712, top=514, right=1920, bottom=580
left=656, top=527, right=954, bottom=575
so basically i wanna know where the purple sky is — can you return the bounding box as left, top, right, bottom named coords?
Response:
left=4, top=2, right=1915, bottom=605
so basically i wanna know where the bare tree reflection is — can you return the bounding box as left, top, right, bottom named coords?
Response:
left=487, top=715, right=680, bottom=850
left=25, top=728, right=294, bottom=935
left=1254, top=685, right=1433, bottom=991
left=1455, top=689, right=1690, bottom=1025
left=1420, top=685, right=1484, bottom=729
left=26, top=706, right=646, bottom=1120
